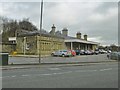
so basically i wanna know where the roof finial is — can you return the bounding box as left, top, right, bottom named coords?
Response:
left=52, top=24, right=56, bottom=28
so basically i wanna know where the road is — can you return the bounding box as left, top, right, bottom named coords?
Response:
left=2, top=62, right=118, bottom=88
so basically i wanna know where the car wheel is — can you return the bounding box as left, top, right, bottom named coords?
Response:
left=51, top=53, right=54, bottom=56
left=62, top=54, right=65, bottom=57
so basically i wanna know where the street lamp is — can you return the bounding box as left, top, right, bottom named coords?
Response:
left=39, top=0, right=43, bottom=64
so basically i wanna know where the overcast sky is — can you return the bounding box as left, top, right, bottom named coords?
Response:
left=0, top=0, right=118, bottom=46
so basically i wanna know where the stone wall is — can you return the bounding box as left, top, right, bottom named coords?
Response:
left=1, top=44, right=16, bottom=54
left=37, top=35, right=66, bottom=55
left=16, top=35, right=37, bottom=55
left=16, top=35, right=66, bottom=55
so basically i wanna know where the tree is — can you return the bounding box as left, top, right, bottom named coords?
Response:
left=1, top=17, right=38, bottom=42
left=1, top=17, right=19, bottom=42
left=19, top=18, right=38, bottom=31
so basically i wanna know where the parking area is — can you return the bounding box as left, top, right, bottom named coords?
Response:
left=8, top=54, right=114, bottom=65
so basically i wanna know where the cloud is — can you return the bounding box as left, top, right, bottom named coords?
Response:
left=44, top=2, right=80, bottom=26
left=1, top=2, right=41, bottom=28
left=88, top=7, right=118, bottom=22
left=0, top=1, right=118, bottom=46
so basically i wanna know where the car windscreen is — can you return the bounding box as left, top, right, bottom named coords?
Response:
left=63, top=51, right=67, bottom=52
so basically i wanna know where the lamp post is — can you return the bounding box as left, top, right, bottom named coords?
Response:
left=39, top=0, right=43, bottom=64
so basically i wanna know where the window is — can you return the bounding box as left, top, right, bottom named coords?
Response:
left=26, top=43, right=30, bottom=50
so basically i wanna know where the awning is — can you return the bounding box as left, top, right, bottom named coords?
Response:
left=64, top=39, right=100, bottom=45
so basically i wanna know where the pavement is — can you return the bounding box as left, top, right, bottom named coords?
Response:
left=0, top=54, right=118, bottom=70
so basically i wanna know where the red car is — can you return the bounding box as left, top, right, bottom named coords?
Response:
left=69, top=50, right=76, bottom=56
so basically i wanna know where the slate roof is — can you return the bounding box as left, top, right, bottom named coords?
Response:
left=17, top=29, right=99, bottom=45
left=18, top=29, right=64, bottom=39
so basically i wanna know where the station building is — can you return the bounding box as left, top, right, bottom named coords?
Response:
left=2, top=24, right=99, bottom=56
left=16, top=25, right=65, bottom=55
left=61, top=28, right=99, bottom=51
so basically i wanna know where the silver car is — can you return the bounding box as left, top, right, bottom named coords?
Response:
left=51, top=50, right=72, bottom=57
left=107, top=52, right=120, bottom=60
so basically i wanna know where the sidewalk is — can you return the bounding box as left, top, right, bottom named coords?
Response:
left=0, top=61, right=117, bottom=70
left=8, top=54, right=114, bottom=64
left=0, top=54, right=117, bottom=70
left=9, top=54, right=50, bottom=58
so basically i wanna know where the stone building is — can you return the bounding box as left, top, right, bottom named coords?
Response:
left=16, top=25, right=66, bottom=55
left=61, top=28, right=99, bottom=51
left=0, top=42, right=16, bottom=54
left=1, top=24, right=99, bottom=55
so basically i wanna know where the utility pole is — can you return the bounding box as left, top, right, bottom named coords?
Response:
left=39, top=0, right=43, bottom=64
left=23, top=37, right=26, bottom=55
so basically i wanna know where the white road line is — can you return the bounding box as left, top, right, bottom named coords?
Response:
left=75, top=69, right=97, bottom=73
left=2, top=68, right=114, bottom=79
left=41, top=74, right=52, bottom=76
left=3, top=76, right=10, bottom=78
left=11, top=75, right=16, bottom=77
left=21, top=75, right=30, bottom=77
left=53, top=73, right=58, bottom=75
left=54, top=72, right=62, bottom=75
left=56, top=65, right=63, bottom=66
left=100, top=68, right=112, bottom=71
left=48, top=68, right=61, bottom=70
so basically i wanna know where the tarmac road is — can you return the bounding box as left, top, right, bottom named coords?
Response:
left=2, top=62, right=118, bottom=88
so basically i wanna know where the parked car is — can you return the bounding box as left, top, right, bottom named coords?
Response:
left=90, top=50, right=95, bottom=55
left=84, top=50, right=92, bottom=55
left=51, top=50, right=72, bottom=57
left=99, top=49, right=107, bottom=54
left=80, top=50, right=85, bottom=55
left=94, top=50, right=99, bottom=55
left=69, top=50, right=76, bottom=56
left=107, top=50, right=111, bottom=53
left=107, top=52, right=120, bottom=60
left=75, top=50, right=80, bottom=55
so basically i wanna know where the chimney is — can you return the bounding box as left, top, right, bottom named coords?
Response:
left=50, top=24, right=56, bottom=35
left=62, top=28, right=68, bottom=36
left=76, top=32, right=81, bottom=39
left=84, top=34, right=87, bottom=41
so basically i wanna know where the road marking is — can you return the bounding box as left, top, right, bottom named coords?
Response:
left=41, top=74, right=52, bottom=76
left=22, top=75, right=30, bottom=77
left=3, top=76, right=10, bottom=78
left=54, top=72, right=62, bottom=75
left=88, top=70, right=97, bottom=72
left=2, top=67, right=115, bottom=79
left=11, top=75, right=16, bottom=77
left=48, top=68, right=61, bottom=70
left=75, top=69, right=97, bottom=73
left=53, top=73, right=58, bottom=75
left=2, top=76, right=16, bottom=79
left=60, top=71, right=73, bottom=74
left=56, top=65, right=63, bottom=67
left=100, top=68, right=112, bottom=71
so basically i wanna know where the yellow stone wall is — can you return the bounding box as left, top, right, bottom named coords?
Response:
left=1, top=44, right=14, bottom=53
left=37, top=35, right=65, bottom=55
left=16, top=35, right=65, bottom=55
left=16, top=35, right=37, bottom=55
